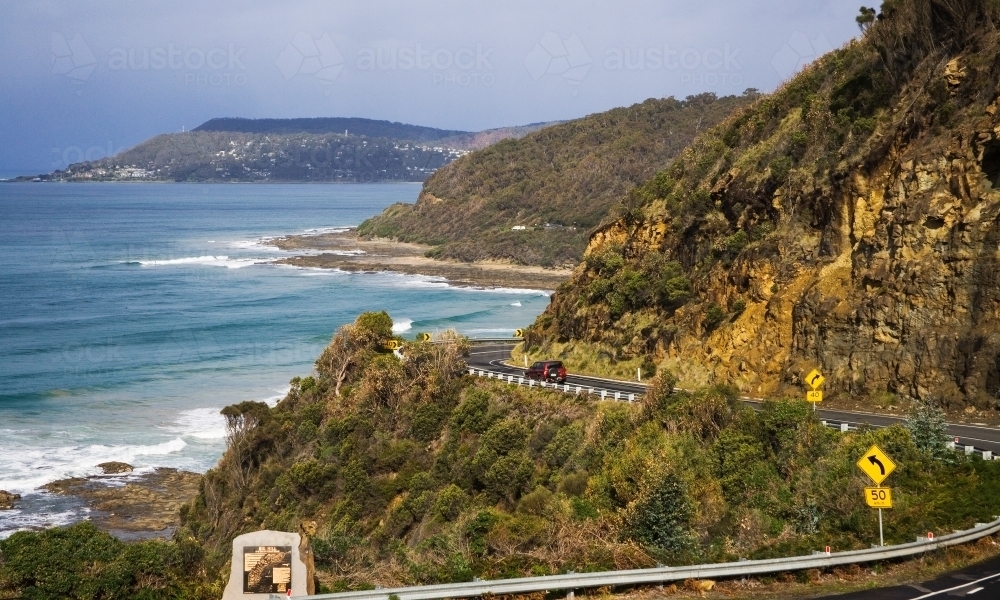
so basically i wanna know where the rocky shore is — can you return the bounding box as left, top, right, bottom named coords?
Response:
left=42, top=467, right=201, bottom=540
left=274, top=229, right=572, bottom=291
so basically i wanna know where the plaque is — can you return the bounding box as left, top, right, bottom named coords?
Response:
left=242, top=545, right=292, bottom=594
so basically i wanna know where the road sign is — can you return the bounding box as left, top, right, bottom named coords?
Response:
left=804, top=369, right=825, bottom=390
left=415, top=332, right=431, bottom=342
left=382, top=340, right=401, bottom=351
left=856, top=444, right=896, bottom=485
left=514, top=329, right=524, bottom=338
left=806, top=390, right=823, bottom=403
left=864, top=487, right=893, bottom=508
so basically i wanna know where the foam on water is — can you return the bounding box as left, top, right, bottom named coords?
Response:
left=510, top=301, right=522, bottom=307
left=392, top=318, right=413, bottom=333
left=136, top=255, right=275, bottom=269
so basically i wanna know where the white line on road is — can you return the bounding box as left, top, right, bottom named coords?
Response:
left=908, top=573, right=1000, bottom=598
left=967, top=587, right=984, bottom=595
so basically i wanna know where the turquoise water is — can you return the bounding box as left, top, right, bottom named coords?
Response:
left=0, top=183, right=547, bottom=535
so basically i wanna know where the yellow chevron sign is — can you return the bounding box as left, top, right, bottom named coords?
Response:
left=514, top=329, right=524, bottom=338
left=415, top=333, right=431, bottom=342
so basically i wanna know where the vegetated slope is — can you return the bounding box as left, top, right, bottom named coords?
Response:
left=29, top=118, right=552, bottom=183
left=193, top=117, right=470, bottom=141
left=44, top=131, right=465, bottom=182
left=530, top=0, right=1000, bottom=410
left=168, top=312, right=1000, bottom=594
left=357, top=93, right=755, bottom=267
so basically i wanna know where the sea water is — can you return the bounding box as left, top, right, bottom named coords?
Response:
left=0, top=183, right=549, bottom=536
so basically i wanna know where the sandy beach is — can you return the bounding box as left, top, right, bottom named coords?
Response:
left=274, top=229, right=574, bottom=291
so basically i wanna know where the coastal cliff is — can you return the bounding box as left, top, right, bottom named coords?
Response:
left=532, top=0, right=1000, bottom=410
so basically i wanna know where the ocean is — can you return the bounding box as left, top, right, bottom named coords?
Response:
left=0, top=182, right=549, bottom=537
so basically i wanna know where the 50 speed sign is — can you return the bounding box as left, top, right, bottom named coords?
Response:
left=864, top=487, right=892, bottom=508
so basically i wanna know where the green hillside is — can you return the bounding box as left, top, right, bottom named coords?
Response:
left=357, top=93, right=755, bottom=267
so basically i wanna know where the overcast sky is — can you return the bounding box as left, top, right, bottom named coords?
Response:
left=0, top=0, right=861, bottom=175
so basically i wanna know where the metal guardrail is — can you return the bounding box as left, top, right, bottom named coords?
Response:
left=284, top=516, right=1000, bottom=600
left=467, top=367, right=641, bottom=402
left=818, top=419, right=998, bottom=461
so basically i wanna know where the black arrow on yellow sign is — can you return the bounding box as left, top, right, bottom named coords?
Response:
left=867, top=455, right=886, bottom=476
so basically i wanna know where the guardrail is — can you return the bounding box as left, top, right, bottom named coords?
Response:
left=818, top=419, right=998, bottom=461
left=467, top=367, right=641, bottom=402
left=282, top=516, right=1000, bottom=600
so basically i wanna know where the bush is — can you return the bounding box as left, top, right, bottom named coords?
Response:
left=627, top=473, right=694, bottom=553
left=905, top=400, right=949, bottom=458
left=432, top=484, right=468, bottom=521
left=0, top=522, right=206, bottom=600
left=703, top=303, right=727, bottom=332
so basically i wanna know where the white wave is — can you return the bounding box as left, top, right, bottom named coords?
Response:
left=0, top=437, right=188, bottom=494
left=227, top=239, right=282, bottom=252
left=510, top=301, right=522, bottom=307
left=135, top=255, right=273, bottom=269
left=300, top=226, right=352, bottom=235
left=164, top=407, right=226, bottom=440
left=392, top=318, right=413, bottom=333
left=0, top=508, right=86, bottom=540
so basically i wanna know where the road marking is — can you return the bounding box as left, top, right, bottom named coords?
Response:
left=967, top=587, right=984, bottom=595
left=908, top=572, right=1000, bottom=598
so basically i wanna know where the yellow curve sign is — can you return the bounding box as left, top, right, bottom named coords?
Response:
left=804, top=368, right=825, bottom=390
left=382, top=340, right=401, bottom=351
left=856, top=444, right=896, bottom=486
left=415, top=333, right=431, bottom=342
left=514, top=329, right=524, bottom=338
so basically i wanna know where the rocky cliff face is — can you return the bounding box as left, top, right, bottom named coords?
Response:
left=532, top=0, right=1000, bottom=410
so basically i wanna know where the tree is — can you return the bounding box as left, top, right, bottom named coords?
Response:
left=316, top=311, right=394, bottom=397
left=905, top=400, right=950, bottom=458
left=856, top=6, right=877, bottom=31
left=627, top=473, right=693, bottom=553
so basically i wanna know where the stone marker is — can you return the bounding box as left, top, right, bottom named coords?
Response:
left=222, top=530, right=315, bottom=599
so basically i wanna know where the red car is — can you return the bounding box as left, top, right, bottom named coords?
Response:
left=525, top=360, right=567, bottom=383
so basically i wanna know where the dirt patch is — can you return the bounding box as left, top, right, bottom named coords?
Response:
left=274, top=229, right=572, bottom=291
left=42, top=468, right=201, bottom=540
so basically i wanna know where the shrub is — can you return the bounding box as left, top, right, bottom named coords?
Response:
left=0, top=522, right=204, bottom=600
left=627, top=473, right=694, bottom=553
left=905, top=400, right=949, bottom=458
left=703, top=303, right=727, bottom=332
left=432, top=484, right=468, bottom=521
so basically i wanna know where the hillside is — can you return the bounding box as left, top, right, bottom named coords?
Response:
left=166, top=313, right=998, bottom=594
left=529, top=0, right=1000, bottom=410
left=357, top=93, right=755, bottom=267
left=193, top=117, right=470, bottom=140
left=23, top=118, right=552, bottom=183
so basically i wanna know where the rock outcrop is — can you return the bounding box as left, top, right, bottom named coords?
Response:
left=532, top=0, right=1000, bottom=410
left=0, top=490, right=21, bottom=510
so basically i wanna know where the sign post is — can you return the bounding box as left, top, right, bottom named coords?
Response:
left=803, top=368, right=825, bottom=411
left=856, top=444, right=897, bottom=547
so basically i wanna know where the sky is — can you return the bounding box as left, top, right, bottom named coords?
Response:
left=0, top=0, right=862, bottom=176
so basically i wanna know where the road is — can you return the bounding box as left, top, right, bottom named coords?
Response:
left=822, top=552, right=1000, bottom=598
left=467, top=343, right=1000, bottom=453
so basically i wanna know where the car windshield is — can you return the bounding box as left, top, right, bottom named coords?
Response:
left=531, top=362, right=544, bottom=369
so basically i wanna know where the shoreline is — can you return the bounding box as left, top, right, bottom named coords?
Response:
left=274, top=229, right=573, bottom=291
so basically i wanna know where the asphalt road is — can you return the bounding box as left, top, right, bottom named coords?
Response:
left=467, top=343, right=1000, bottom=453
left=821, top=553, right=1000, bottom=599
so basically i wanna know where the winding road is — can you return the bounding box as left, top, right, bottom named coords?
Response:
left=467, top=342, right=1000, bottom=454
